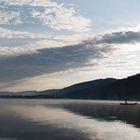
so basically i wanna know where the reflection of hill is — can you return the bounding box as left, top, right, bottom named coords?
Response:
left=60, top=103, right=140, bottom=128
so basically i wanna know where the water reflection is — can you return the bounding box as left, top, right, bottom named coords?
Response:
left=0, top=99, right=140, bottom=140
left=58, top=103, right=140, bottom=128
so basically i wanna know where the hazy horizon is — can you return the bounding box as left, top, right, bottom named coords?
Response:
left=0, top=73, right=135, bottom=92
left=0, top=0, right=140, bottom=91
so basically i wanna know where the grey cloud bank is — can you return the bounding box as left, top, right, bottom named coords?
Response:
left=0, top=42, right=112, bottom=82
left=98, top=30, right=140, bottom=44
left=1, top=28, right=140, bottom=83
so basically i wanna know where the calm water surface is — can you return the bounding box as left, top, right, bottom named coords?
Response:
left=0, top=99, right=140, bottom=140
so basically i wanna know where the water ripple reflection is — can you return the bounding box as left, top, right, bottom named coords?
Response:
left=0, top=99, right=140, bottom=140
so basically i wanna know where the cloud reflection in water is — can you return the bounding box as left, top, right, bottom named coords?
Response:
left=8, top=104, right=140, bottom=140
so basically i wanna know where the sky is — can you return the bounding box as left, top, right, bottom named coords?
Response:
left=0, top=0, right=140, bottom=91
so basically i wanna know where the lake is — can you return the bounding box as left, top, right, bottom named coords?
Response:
left=0, top=99, right=140, bottom=140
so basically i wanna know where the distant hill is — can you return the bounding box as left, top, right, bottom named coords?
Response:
left=55, top=78, right=117, bottom=99
left=54, top=74, right=140, bottom=100
left=1, top=74, right=140, bottom=100
left=0, top=89, right=59, bottom=98
left=99, top=74, right=140, bottom=100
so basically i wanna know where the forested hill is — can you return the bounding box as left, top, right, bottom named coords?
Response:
left=54, top=74, right=140, bottom=100
left=1, top=74, right=140, bottom=100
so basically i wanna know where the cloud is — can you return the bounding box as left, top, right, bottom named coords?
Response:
left=0, top=0, right=91, bottom=32
left=4, top=26, right=140, bottom=57
left=31, top=7, right=91, bottom=32
left=0, top=40, right=62, bottom=56
left=0, top=33, right=94, bottom=56
left=0, top=9, right=22, bottom=25
left=1, top=26, right=140, bottom=90
left=1, top=27, right=140, bottom=82
left=2, top=27, right=140, bottom=57
left=2, top=0, right=56, bottom=7
left=0, top=41, right=113, bottom=82
left=2, top=1, right=140, bottom=91
left=1, top=27, right=140, bottom=58
left=0, top=27, right=51, bottom=47
left=95, top=27, right=140, bottom=44
left=0, top=28, right=93, bottom=48
left=0, top=27, right=47, bottom=39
